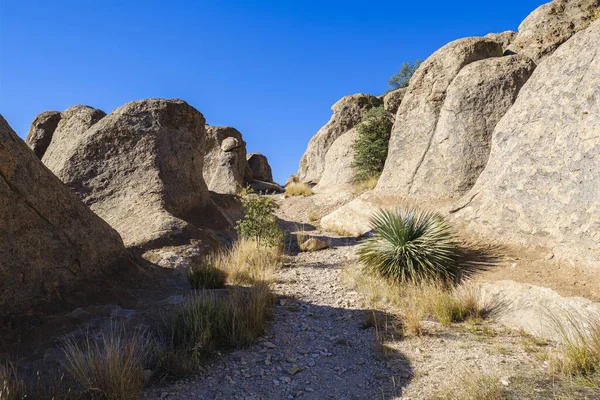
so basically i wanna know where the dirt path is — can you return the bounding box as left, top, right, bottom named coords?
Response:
left=145, top=220, right=407, bottom=399
left=145, top=195, right=600, bottom=399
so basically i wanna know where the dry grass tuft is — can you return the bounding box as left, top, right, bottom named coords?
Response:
left=548, top=311, right=600, bottom=380
left=186, top=256, right=227, bottom=289
left=431, top=369, right=505, bottom=400
left=60, top=325, right=151, bottom=400
left=342, top=264, right=487, bottom=335
left=212, top=238, right=282, bottom=285
left=353, top=175, right=379, bottom=194
left=285, top=182, right=313, bottom=196
left=162, top=284, right=273, bottom=371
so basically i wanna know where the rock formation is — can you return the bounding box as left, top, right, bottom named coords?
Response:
left=315, top=128, right=358, bottom=190
left=506, top=0, right=600, bottom=63
left=383, top=88, right=407, bottom=114
left=247, top=152, right=273, bottom=182
left=25, top=110, right=61, bottom=158
left=42, top=105, right=106, bottom=173
left=485, top=31, right=517, bottom=52
left=376, top=37, right=503, bottom=194
left=453, top=20, right=600, bottom=268
left=41, top=98, right=229, bottom=251
left=204, top=125, right=251, bottom=195
left=0, top=114, right=134, bottom=317
left=405, top=55, right=535, bottom=200
left=296, top=94, right=382, bottom=184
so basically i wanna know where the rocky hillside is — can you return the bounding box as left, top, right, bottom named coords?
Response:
left=301, top=0, right=600, bottom=270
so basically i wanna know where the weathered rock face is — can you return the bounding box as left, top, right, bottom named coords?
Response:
left=406, top=55, right=536, bottom=200
left=507, top=0, right=600, bottom=63
left=376, top=37, right=503, bottom=194
left=0, top=115, right=133, bottom=317
left=484, top=31, right=517, bottom=52
left=383, top=88, right=407, bottom=114
left=453, top=20, right=600, bottom=269
left=315, top=128, right=358, bottom=190
left=42, top=105, right=106, bottom=173
left=203, top=126, right=250, bottom=195
left=42, top=98, right=225, bottom=250
left=25, top=111, right=61, bottom=159
left=247, top=152, right=273, bottom=183
left=297, top=94, right=382, bottom=184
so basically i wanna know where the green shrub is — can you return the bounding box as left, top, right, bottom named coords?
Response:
left=186, top=258, right=226, bottom=289
left=352, top=106, right=394, bottom=182
left=357, top=208, right=460, bottom=283
left=235, top=191, right=284, bottom=247
left=387, top=60, right=422, bottom=91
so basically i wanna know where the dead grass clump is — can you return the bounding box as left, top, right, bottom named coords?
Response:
left=0, top=362, right=70, bottom=400
left=431, top=370, right=505, bottom=400
left=163, top=284, right=273, bottom=370
left=60, top=326, right=151, bottom=400
left=353, top=175, right=379, bottom=194
left=186, top=256, right=227, bottom=289
left=342, top=264, right=488, bottom=334
left=548, top=312, right=600, bottom=379
left=285, top=182, right=313, bottom=196
left=212, top=238, right=282, bottom=285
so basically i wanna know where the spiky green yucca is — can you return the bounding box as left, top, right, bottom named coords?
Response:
left=357, top=208, right=459, bottom=283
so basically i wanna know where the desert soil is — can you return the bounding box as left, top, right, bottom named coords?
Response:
left=145, top=193, right=600, bottom=400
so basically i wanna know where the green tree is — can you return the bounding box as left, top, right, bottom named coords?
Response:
left=387, top=60, right=423, bottom=90
left=352, top=106, right=394, bottom=182
left=235, top=191, right=284, bottom=247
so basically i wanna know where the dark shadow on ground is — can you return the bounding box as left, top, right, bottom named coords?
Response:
left=278, top=217, right=363, bottom=255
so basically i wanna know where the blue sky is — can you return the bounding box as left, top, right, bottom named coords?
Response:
left=0, top=0, right=545, bottom=183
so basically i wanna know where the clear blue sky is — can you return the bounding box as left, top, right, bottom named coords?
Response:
left=0, top=0, right=545, bottom=183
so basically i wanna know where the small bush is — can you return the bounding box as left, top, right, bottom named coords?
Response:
left=60, top=326, right=151, bottom=400
left=285, top=182, right=313, bottom=197
left=164, top=284, right=273, bottom=369
left=387, top=60, right=422, bottom=91
left=352, top=106, right=393, bottom=183
left=235, top=191, right=284, bottom=247
left=357, top=208, right=460, bottom=283
left=186, top=258, right=226, bottom=289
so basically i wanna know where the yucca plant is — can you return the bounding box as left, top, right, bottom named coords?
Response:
left=357, top=208, right=460, bottom=283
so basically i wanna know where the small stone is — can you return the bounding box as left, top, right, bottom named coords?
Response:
left=288, top=367, right=301, bottom=375
left=263, top=341, right=277, bottom=349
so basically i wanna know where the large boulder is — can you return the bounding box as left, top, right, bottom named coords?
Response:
left=315, top=128, right=358, bottom=190
left=297, top=94, right=382, bottom=184
left=383, top=88, right=407, bottom=114
left=42, top=105, right=106, bottom=173
left=507, top=0, right=600, bottom=63
left=41, top=98, right=228, bottom=251
left=25, top=111, right=61, bottom=159
left=0, top=114, right=134, bottom=317
left=203, top=126, right=250, bottom=194
left=452, top=20, right=600, bottom=269
left=376, top=37, right=503, bottom=194
left=247, top=152, right=273, bottom=182
left=405, top=55, right=536, bottom=200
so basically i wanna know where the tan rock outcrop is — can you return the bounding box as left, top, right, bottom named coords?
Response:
left=315, top=128, right=358, bottom=190
left=507, top=0, right=600, bottom=63
left=376, top=37, right=503, bottom=195
left=453, top=20, right=600, bottom=269
left=41, top=98, right=228, bottom=250
left=25, top=111, right=61, bottom=159
left=383, top=88, right=407, bottom=114
left=0, top=114, right=134, bottom=317
left=204, top=126, right=250, bottom=195
left=297, top=94, right=382, bottom=184
left=247, top=152, right=273, bottom=182
left=406, top=55, right=535, bottom=200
